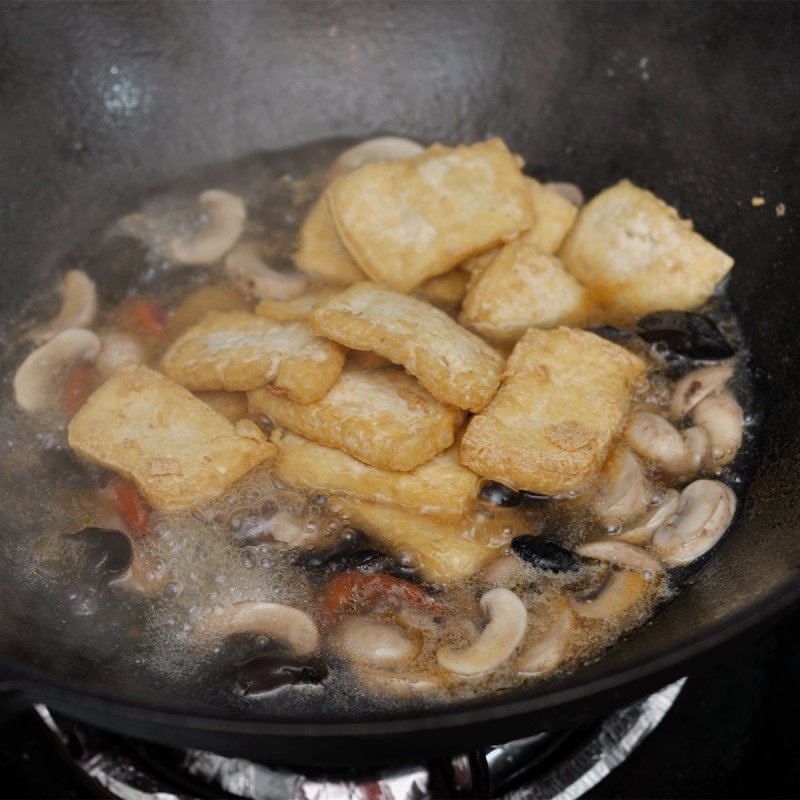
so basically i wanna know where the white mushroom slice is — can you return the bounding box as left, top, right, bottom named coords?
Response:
left=652, top=479, right=737, bottom=566
left=357, top=666, right=444, bottom=698
left=224, top=242, right=308, bottom=300
left=617, top=489, right=681, bottom=544
left=29, top=270, right=98, bottom=344
left=670, top=364, right=734, bottom=419
left=14, top=329, right=101, bottom=411
left=95, top=331, right=146, bottom=379
left=591, top=447, right=651, bottom=523
left=683, top=425, right=711, bottom=473
left=569, top=570, right=648, bottom=620
left=692, top=391, right=744, bottom=466
left=329, top=137, right=424, bottom=177
left=515, top=604, right=574, bottom=676
left=482, top=555, right=523, bottom=584
left=335, top=616, right=419, bottom=667
left=200, top=601, right=318, bottom=655
left=544, top=181, right=584, bottom=207
left=625, top=411, right=704, bottom=476
left=576, top=540, right=663, bottom=575
left=436, top=588, right=527, bottom=676
left=169, top=189, right=246, bottom=265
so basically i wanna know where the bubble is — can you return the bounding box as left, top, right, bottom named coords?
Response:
left=605, top=518, right=622, bottom=534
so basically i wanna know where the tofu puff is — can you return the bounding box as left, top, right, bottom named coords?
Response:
left=310, top=283, right=504, bottom=412
left=559, top=180, right=734, bottom=318
left=460, top=328, right=646, bottom=496
left=255, top=287, right=341, bottom=322
left=249, top=366, right=464, bottom=471
left=272, top=430, right=479, bottom=517
left=68, top=366, right=276, bottom=512
left=160, top=311, right=345, bottom=403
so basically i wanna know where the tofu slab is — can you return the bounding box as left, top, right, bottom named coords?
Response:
left=558, top=180, right=734, bottom=317
left=160, top=311, right=345, bottom=403
left=273, top=429, right=479, bottom=516
left=460, top=328, right=646, bottom=495
left=194, top=390, right=249, bottom=421
left=526, top=178, right=579, bottom=254
left=248, top=366, right=464, bottom=471
left=459, top=234, right=590, bottom=342
left=328, top=139, right=532, bottom=292
left=68, top=365, right=276, bottom=511
left=414, top=268, right=471, bottom=309
left=255, top=287, right=341, bottom=322
left=310, top=283, right=504, bottom=412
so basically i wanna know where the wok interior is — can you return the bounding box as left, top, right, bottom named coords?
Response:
left=1, top=1, right=799, bottom=745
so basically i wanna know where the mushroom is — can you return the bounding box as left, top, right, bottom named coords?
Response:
left=224, top=242, right=308, bottom=300
left=575, top=540, right=663, bottom=575
left=436, top=588, right=527, bottom=676
left=652, top=479, right=737, bottom=566
left=616, top=489, right=681, bottom=545
left=625, top=411, right=708, bottom=476
left=95, top=331, right=146, bottom=379
left=28, top=270, right=98, bottom=345
left=482, top=555, right=523, bottom=584
left=199, top=601, right=318, bottom=656
left=692, top=390, right=744, bottom=466
left=169, top=189, right=246, bottom=265
left=335, top=616, right=419, bottom=667
left=591, top=447, right=651, bottom=524
left=515, top=603, right=574, bottom=676
left=569, top=569, right=648, bottom=620
left=544, top=182, right=584, bottom=207
left=329, top=137, right=424, bottom=177
left=670, top=364, right=734, bottom=419
left=14, top=329, right=101, bottom=411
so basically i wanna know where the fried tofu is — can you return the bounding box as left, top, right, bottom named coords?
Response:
left=167, top=285, right=250, bottom=338
left=248, top=366, right=464, bottom=471
left=193, top=390, right=249, bottom=421
left=526, top=178, right=579, bottom=254
left=310, top=283, right=504, bottom=412
left=255, top=287, right=341, bottom=322
left=328, top=139, right=532, bottom=292
left=330, top=498, right=499, bottom=584
left=414, top=268, right=471, bottom=309
left=272, top=429, right=479, bottom=516
left=459, top=234, right=590, bottom=342
left=294, top=193, right=367, bottom=285
left=160, top=311, right=345, bottom=403
left=68, top=365, right=275, bottom=512
left=558, top=180, right=734, bottom=318
left=460, top=328, right=646, bottom=496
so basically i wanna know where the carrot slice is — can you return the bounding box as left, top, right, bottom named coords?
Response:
left=64, top=363, right=96, bottom=413
left=117, top=298, right=168, bottom=337
left=110, top=478, right=151, bottom=537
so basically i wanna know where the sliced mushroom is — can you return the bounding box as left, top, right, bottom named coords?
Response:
left=224, top=242, right=308, bottom=300
left=652, top=479, right=737, bottom=566
left=544, top=181, right=584, bottom=207
left=482, top=555, right=523, bottom=584
left=670, top=364, right=734, bottom=419
left=692, top=390, right=744, bottom=466
left=335, top=616, right=419, bottom=667
left=169, top=189, right=246, bottom=265
left=436, top=588, right=527, bottom=676
left=616, top=489, right=681, bottom=545
left=95, top=331, right=146, bottom=379
left=28, top=270, right=98, bottom=344
left=200, top=601, right=318, bottom=656
left=357, top=665, right=444, bottom=698
left=625, top=411, right=706, bottom=476
left=515, top=603, right=574, bottom=676
left=591, top=447, right=651, bottom=523
left=569, top=570, right=648, bottom=620
left=329, top=137, right=424, bottom=177
left=14, top=329, right=101, bottom=411
left=575, top=540, right=663, bottom=575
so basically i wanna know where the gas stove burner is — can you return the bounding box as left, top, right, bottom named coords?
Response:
left=34, top=679, right=684, bottom=800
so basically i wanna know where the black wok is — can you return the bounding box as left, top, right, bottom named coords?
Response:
left=0, top=0, right=799, bottom=767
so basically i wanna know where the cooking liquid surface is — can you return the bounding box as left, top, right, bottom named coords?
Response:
left=0, top=139, right=758, bottom=717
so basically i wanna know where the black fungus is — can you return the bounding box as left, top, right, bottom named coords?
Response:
left=586, top=326, right=642, bottom=347
left=637, top=311, right=735, bottom=361
left=67, top=528, right=133, bottom=576
left=520, top=490, right=552, bottom=502
left=234, top=653, right=328, bottom=695
left=478, top=481, right=521, bottom=507
left=510, top=536, right=579, bottom=573
left=296, top=530, right=407, bottom=576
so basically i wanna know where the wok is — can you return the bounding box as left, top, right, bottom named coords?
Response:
left=0, top=0, right=799, bottom=767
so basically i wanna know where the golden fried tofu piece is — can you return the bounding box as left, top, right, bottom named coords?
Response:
left=558, top=180, right=734, bottom=318
left=194, top=390, right=249, bottom=421
left=168, top=284, right=250, bottom=338
left=346, top=350, right=393, bottom=371
left=68, top=365, right=275, bottom=511
left=255, top=287, right=341, bottom=322
left=273, top=430, right=479, bottom=516
left=248, top=366, right=464, bottom=471
left=160, top=311, right=345, bottom=403
left=461, top=247, right=501, bottom=277
left=294, top=193, right=367, bottom=285
left=526, top=178, right=578, bottom=254
left=414, top=268, right=471, bottom=309
left=459, top=234, right=590, bottom=342
left=310, top=283, right=504, bottom=412
left=330, top=498, right=498, bottom=584
left=328, top=139, right=532, bottom=292
left=460, top=328, right=646, bottom=496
